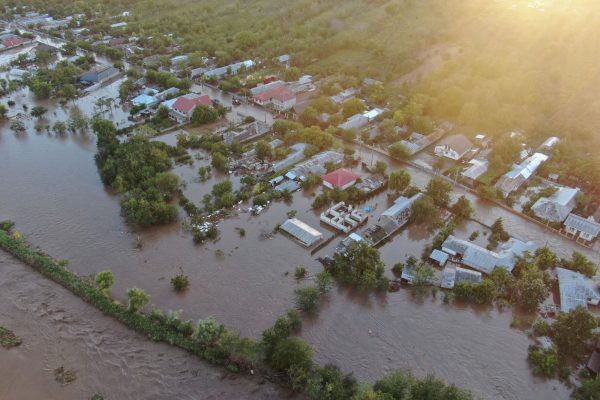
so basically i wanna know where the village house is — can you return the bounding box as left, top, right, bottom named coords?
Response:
left=331, top=87, right=357, bottom=104
left=363, top=193, right=423, bottom=246
left=495, top=152, right=549, bottom=197
left=191, top=59, right=254, bottom=79
left=461, top=159, right=489, bottom=185
left=531, top=186, right=579, bottom=223
left=563, top=213, right=600, bottom=245
left=272, top=143, right=308, bottom=172
left=556, top=267, right=600, bottom=313
left=441, top=235, right=538, bottom=274
left=79, top=64, right=120, bottom=85
left=440, top=264, right=482, bottom=289
left=170, top=94, right=212, bottom=122
left=321, top=168, right=360, bottom=191
left=253, top=86, right=296, bottom=112
left=286, top=151, right=344, bottom=180
left=279, top=218, right=323, bottom=247
left=434, top=134, right=473, bottom=160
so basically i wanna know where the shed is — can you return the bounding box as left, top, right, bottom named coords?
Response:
left=280, top=218, right=323, bottom=247
left=430, top=249, right=449, bottom=266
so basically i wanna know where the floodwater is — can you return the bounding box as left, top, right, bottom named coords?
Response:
left=2, top=91, right=597, bottom=399
left=0, top=252, right=291, bottom=400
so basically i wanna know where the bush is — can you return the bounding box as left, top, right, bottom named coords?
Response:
left=392, top=263, right=404, bottom=277
left=295, top=266, right=308, bottom=279
left=126, top=287, right=150, bottom=313
left=295, top=287, right=320, bottom=313
left=95, top=270, right=114, bottom=296
left=171, top=272, right=190, bottom=292
left=528, top=345, right=559, bottom=377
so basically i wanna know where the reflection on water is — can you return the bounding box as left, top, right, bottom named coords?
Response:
left=2, top=120, right=593, bottom=399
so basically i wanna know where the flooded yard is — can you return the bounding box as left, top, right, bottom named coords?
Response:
left=1, top=100, right=597, bottom=399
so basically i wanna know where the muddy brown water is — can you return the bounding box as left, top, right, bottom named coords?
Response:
left=0, top=252, right=292, bottom=400
left=2, top=90, right=598, bottom=398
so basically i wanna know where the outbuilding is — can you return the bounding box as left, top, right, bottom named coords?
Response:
left=321, top=168, right=360, bottom=191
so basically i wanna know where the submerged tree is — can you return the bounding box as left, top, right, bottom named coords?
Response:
left=126, top=287, right=150, bottom=313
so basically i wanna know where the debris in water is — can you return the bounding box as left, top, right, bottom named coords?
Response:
left=54, top=366, right=77, bottom=385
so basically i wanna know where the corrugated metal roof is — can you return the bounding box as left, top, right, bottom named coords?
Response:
left=280, top=218, right=323, bottom=247
left=564, top=213, right=600, bottom=237
left=556, top=267, right=600, bottom=313
left=531, top=187, right=578, bottom=222
left=442, top=235, right=537, bottom=274
left=430, top=249, right=449, bottom=265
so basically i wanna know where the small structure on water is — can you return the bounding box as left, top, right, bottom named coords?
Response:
left=320, top=202, right=367, bottom=233
left=321, top=168, right=360, bottom=191
left=279, top=218, right=323, bottom=247
left=440, top=264, right=482, bottom=289
left=363, top=193, right=422, bottom=246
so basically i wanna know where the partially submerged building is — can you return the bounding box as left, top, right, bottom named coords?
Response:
left=434, top=134, right=473, bottom=160
left=461, top=159, right=489, bottom=184
left=170, top=94, right=213, bottom=122
left=440, top=264, right=482, bottom=289
left=80, top=64, right=120, bottom=85
left=495, top=153, right=549, bottom=197
left=320, top=202, right=367, bottom=233
left=563, top=214, right=600, bottom=245
left=363, top=193, right=422, bottom=246
left=441, top=235, right=538, bottom=274
left=321, top=168, right=360, bottom=191
left=531, top=186, right=579, bottom=223
left=272, top=143, right=308, bottom=172
left=280, top=218, right=323, bottom=247
left=556, top=267, right=600, bottom=313
left=191, top=59, right=255, bottom=79
left=288, top=151, right=344, bottom=179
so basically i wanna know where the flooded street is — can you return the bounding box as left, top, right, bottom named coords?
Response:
left=1, top=96, right=596, bottom=398
left=0, top=252, right=291, bottom=400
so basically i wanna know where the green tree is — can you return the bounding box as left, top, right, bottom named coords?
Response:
left=254, top=140, right=272, bottom=161
left=267, top=337, right=313, bottom=388
left=425, top=177, right=452, bottom=207
left=490, top=218, right=509, bottom=243
left=30, top=105, right=48, bottom=118
left=373, top=161, right=387, bottom=175
left=192, top=105, right=219, bottom=125
left=52, top=121, right=67, bottom=135
left=95, top=271, right=114, bottom=296
left=0, top=104, right=8, bottom=120
left=211, top=152, right=229, bottom=171
left=197, top=317, right=225, bottom=346
left=307, top=365, right=358, bottom=400
left=572, top=375, right=600, bottom=400
left=299, top=106, right=320, bottom=127
left=411, top=263, right=435, bottom=293
left=126, top=287, right=150, bottom=313
left=533, top=246, right=558, bottom=270
left=388, top=170, right=411, bottom=192
left=342, top=97, right=365, bottom=119
left=551, top=306, right=597, bottom=358
left=119, top=79, right=135, bottom=101
left=410, top=195, right=438, bottom=225
left=61, top=84, right=77, bottom=100
left=295, top=287, right=320, bottom=313
left=514, top=264, right=549, bottom=313
left=565, top=251, right=597, bottom=278
left=331, top=241, right=387, bottom=289
left=389, top=142, right=410, bottom=160
left=451, top=195, right=473, bottom=220
left=68, top=106, right=88, bottom=132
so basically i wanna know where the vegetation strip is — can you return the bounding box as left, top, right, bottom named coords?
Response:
left=0, top=224, right=477, bottom=399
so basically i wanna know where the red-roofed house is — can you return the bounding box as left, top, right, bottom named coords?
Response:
left=1, top=37, right=29, bottom=49
left=322, top=168, right=360, bottom=191
left=253, top=86, right=296, bottom=112
left=170, top=94, right=213, bottom=121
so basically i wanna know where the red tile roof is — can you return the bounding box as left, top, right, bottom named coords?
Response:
left=1, top=37, right=28, bottom=48
left=322, top=168, right=360, bottom=188
left=172, top=95, right=212, bottom=113
left=254, top=86, right=294, bottom=102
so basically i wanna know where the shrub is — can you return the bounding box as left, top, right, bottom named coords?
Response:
left=528, top=345, right=559, bottom=377
left=171, top=272, right=190, bottom=292
left=95, top=270, right=114, bottom=296
left=295, top=266, right=307, bottom=279
left=295, top=287, right=320, bottom=313
left=126, top=287, right=150, bottom=313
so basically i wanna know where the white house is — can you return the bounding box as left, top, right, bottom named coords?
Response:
left=563, top=213, right=600, bottom=244
left=434, top=134, right=473, bottom=160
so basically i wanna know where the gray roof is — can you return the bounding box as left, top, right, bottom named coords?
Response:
left=495, top=153, right=549, bottom=196
left=462, top=159, right=489, bottom=180
left=436, top=134, right=473, bottom=156
left=289, top=151, right=344, bottom=178
left=274, top=180, right=300, bottom=193
left=441, top=264, right=482, bottom=289
left=441, top=235, right=537, bottom=274
left=430, top=249, right=449, bottom=265
left=564, top=213, right=600, bottom=237
left=556, top=267, right=600, bottom=313
left=531, top=187, right=579, bottom=223
left=280, top=218, right=323, bottom=247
